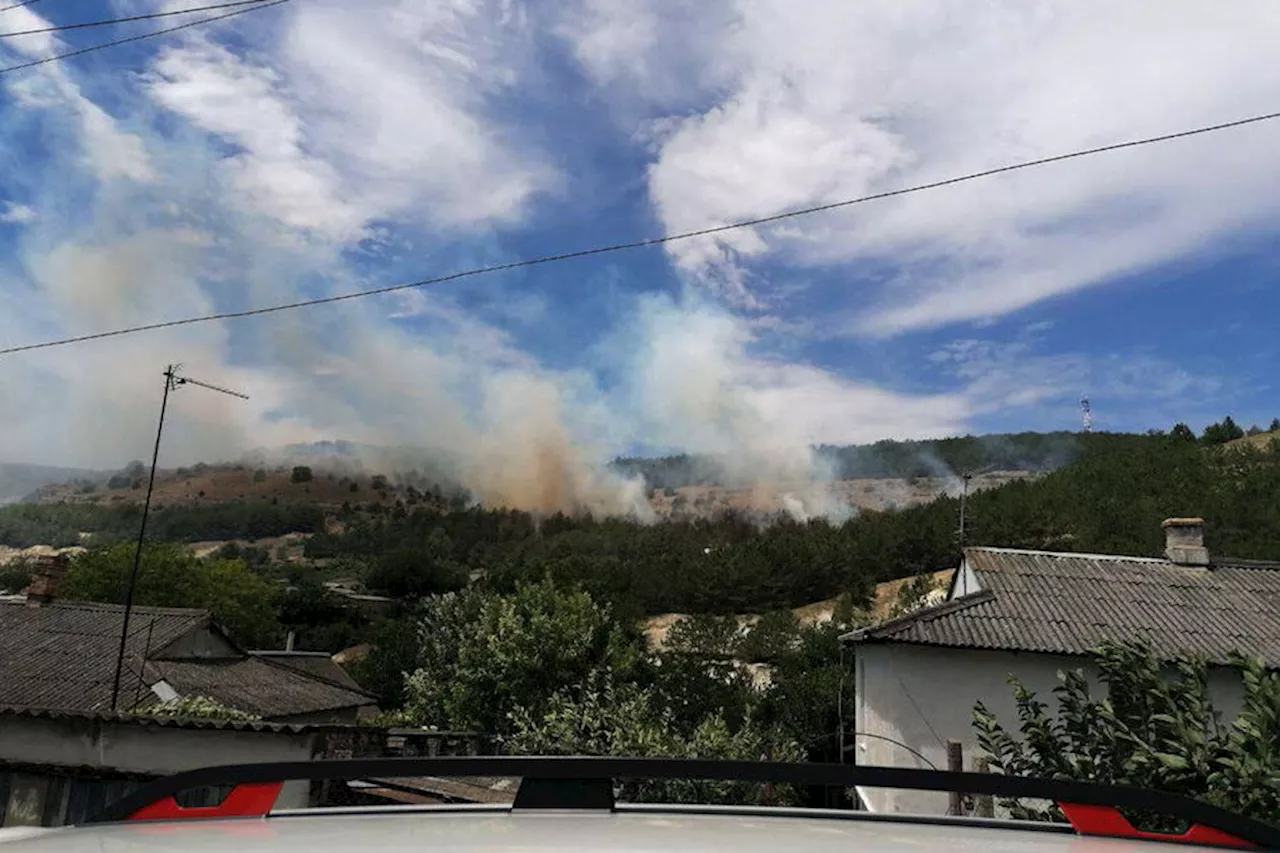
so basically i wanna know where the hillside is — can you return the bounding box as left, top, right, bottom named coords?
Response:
left=29, top=464, right=438, bottom=510
left=614, top=431, right=1082, bottom=488
left=0, top=463, right=106, bottom=505
left=1228, top=429, right=1280, bottom=451
left=10, top=437, right=1042, bottom=534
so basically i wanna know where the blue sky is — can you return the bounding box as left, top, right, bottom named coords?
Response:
left=2, top=0, right=1279, bottom=495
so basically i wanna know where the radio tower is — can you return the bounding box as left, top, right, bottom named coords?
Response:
left=1080, top=397, right=1093, bottom=433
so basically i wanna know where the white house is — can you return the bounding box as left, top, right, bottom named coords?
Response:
left=841, top=518, right=1280, bottom=816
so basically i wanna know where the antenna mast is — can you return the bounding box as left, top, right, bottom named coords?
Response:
left=109, top=365, right=248, bottom=712
left=1080, top=397, right=1093, bottom=434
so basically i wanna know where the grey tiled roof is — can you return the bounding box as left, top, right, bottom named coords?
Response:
left=0, top=599, right=377, bottom=719
left=846, top=547, right=1280, bottom=666
left=0, top=600, right=208, bottom=712
left=143, top=656, right=377, bottom=718
left=250, top=651, right=366, bottom=691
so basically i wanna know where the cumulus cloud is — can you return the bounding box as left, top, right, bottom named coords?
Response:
left=563, top=0, right=1280, bottom=333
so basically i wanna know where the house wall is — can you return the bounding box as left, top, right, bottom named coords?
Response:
left=853, top=643, right=1246, bottom=816
left=0, top=715, right=323, bottom=824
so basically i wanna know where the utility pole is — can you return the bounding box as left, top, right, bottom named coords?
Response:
left=109, top=365, right=248, bottom=712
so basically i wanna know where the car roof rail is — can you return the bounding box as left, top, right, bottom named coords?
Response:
left=86, top=756, right=1280, bottom=850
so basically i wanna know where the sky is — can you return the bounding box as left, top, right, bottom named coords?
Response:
left=1, top=0, right=1279, bottom=506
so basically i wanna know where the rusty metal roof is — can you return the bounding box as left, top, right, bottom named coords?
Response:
left=845, top=547, right=1280, bottom=665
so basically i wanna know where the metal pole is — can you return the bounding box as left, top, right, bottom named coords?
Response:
left=947, top=740, right=963, bottom=815
left=110, top=365, right=175, bottom=712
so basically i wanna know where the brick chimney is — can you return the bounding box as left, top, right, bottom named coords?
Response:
left=1163, top=518, right=1209, bottom=566
left=25, top=554, right=70, bottom=607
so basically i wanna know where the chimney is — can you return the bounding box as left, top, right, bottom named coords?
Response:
left=1163, top=518, right=1209, bottom=566
left=25, top=554, right=70, bottom=607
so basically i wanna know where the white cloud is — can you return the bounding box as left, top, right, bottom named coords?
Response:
left=931, top=335, right=1225, bottom=429
left=141, top=0, right=555, bottom=243
left=566, top=0, right=1280, bottom=333
left=0, top=202, right=35, bottom=224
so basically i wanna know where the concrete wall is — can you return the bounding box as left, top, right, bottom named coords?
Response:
left=0, top=715, right=322, bottom=812
left=853, top=643, right=1246, bottom=816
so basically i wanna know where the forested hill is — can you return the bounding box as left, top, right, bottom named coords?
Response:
left=614, top=431, right=1088, bottom=488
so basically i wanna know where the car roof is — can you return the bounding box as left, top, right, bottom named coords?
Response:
left=0, top=808, right=1183, bottom=853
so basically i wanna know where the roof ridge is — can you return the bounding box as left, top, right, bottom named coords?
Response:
left=252, top=653, right=379, bottom=700
left=6, top=599, right=210, bottom=617
left=965, top=546, right=1168, bottom=564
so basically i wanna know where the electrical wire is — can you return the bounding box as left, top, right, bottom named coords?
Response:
left=0, top=0, right=271, bottom=38
left=0, top=0, right=46, bottom=14
left=3, top=106, right=1280, bottom=356
left=0, top=0, right=292, bottom=75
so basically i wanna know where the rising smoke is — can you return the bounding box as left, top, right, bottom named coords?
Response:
left=0, top=1, right=970, bottom=521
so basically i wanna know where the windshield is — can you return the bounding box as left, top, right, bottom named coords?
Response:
left=0, top=0, right=1277, bottom=833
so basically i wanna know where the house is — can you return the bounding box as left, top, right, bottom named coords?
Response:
left=0, top=557, right=379, bottom=723
left=841, top=518, right=1280, bottom=816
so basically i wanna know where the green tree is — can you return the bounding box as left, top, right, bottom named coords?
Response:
left=1169, top=423, right=1197, bottom=442
left=1271, top=418, right=1280, bottom=433
left=754, top=620, right=858, bottom=763
left=62, top=543, right=281, bottom=647
left=290, top=465, right=313, bottom=483
left=738, top=609, right=801, bottom=662
left=348, top=616, right=421, bottom=709
left=972, top=640, right=1280, bottom=827
left=506, top=674, right=803, bottom=805
left=1201, top=416, right=1245, bottom=446
left=402, top=579, right=642, bottom=735
left=366, top=527, right=467, bottom=599
left=0, top=559, right=33, bottom=593
left=665, top=614, right=743, bottom=658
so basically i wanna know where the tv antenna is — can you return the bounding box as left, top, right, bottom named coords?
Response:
left=110, top=365, right=248, bottom=711
left=1080, top=397, right=1093, bottom=434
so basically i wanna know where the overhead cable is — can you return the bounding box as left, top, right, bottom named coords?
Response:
left=0, top=0, right=292, bottom=75
left=0, top=0, right=272, bottom=39
left=0, top=0, right=47, bottom=14
left=3, top=106, right=1279, bottom=356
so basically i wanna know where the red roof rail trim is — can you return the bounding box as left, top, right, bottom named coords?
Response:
left=1059, top=802, right=1258, bottom=850
left=128, top=782, right=283, bottom=822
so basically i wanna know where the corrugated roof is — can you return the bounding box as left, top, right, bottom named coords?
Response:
left=0, top=600, right=208, bottom=712
left=143, top=656, right=377, bottom=718
left=0, top=600, right=377, bottom=719
left=250, top=651, right=366, bottom=691
left=846, top=547, right=1280, bottom=666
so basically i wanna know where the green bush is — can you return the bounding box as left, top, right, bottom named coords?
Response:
left=973, top=640, right=1280, bottom=827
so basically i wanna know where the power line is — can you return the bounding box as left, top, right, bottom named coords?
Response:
left=0, top=0, right=292, bottom=75
left=0, top=0, right=271, bottom=39
left=0, top=0, right=47, bottom=14
left=3, top=106, right=1280, bottom=356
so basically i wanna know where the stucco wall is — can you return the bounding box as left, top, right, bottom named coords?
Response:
left=853, top=643, right=1246, bottom=816
left=0, top=716, right=321, bottom=811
